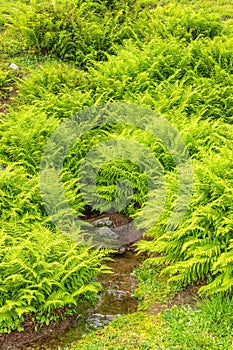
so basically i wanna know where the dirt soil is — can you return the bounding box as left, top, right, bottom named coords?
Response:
left=0, top=311, right=77, bottom=350
left=0, top=83, right=17, bottom=114
left=148, top=280, right=206, bottom=314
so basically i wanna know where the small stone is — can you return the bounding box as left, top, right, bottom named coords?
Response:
left=96, top=227, right=119, bottom=239
left=92, top=217, right=113, bottom=227
left=116, top=247, right=126, bottom=254
left=105, top=315, right=116, bottom=321
left=9, top=63, right=19, bottom=70
left=91, top=313, right=105, bottom=318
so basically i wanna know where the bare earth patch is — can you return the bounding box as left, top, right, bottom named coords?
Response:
left=148, top=280, right=206, bottom=314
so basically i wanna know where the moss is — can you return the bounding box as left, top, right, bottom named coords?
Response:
left=69, top=312, right=162, bottom=350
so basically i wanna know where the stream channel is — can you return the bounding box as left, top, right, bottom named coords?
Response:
left=19, top=250, right=144, bottom=349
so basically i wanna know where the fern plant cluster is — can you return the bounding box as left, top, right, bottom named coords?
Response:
left=6, top=0, right=143, bottom=66
left=0, top=149, right=110, bottom=333
left=2, top=1, right=226, bottom=67
left=1, top=0, right=233, bottom=335
left=0, top=223, right=110, bottom=333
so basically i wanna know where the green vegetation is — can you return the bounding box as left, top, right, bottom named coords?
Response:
left=1, top=0, right=233, bottom=348
left=67, top=297, right=233, bottom=349
left=0, top=63, right=18, bottom=100
left=0, top=223, right=110, bottom=333
left=133, top=258, right=183, bottom=310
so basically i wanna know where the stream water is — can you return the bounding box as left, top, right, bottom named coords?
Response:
left=19, top=250, right=143, bottom=350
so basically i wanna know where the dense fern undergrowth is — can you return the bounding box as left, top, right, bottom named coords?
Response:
left=1, top=0, right=233, bottom=335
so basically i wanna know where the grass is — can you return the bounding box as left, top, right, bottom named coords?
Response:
left=133, top=258, right=184, bottom=310
left=66, top=297, right=233, bottom=349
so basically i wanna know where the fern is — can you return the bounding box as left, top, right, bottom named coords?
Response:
left=0, top=224, right=110, bottom=333
left=1, top=1, right=233, bottom=332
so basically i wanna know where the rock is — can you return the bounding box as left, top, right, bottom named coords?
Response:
left=95, top=221, right=144, bottom=247
left=87, top=313, right=108, bottom=330
left=96, top=226, right=120, bottom=240
left=84, top=213, right=145, bottom=251
left=9, top=63, right=19, bottom=70
left=105, top=314, right=120, bottom=321
left=114, top=246, right=126, bottom=255
left=90, top=313, right=105, bottom=319
left=92, top=217, right=113, bottom=227
left=111, top=221, right=145, bottom=246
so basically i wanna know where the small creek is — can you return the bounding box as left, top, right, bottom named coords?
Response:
left=20, top=250, right=143, bottom=350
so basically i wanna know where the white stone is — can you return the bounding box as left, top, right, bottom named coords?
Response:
left=9, top=63, right=19, bottom=70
